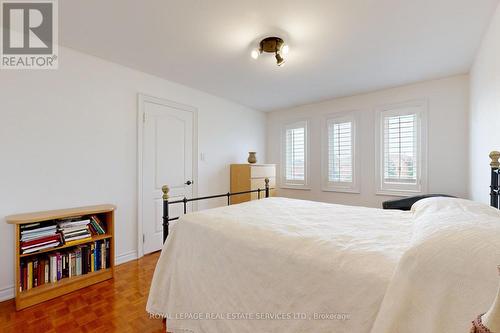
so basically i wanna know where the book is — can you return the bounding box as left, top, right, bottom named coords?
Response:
left=64, top=237, right=92, bottom=247
left=20, top=229, right=59, bottom=242
left=27, top=261, right=33, bottom=290
left=90, top=243, right=95, bottom=273
left=75, top=248, right=82, bottom=276
left=58, top=219, right=90, bottom=228
left=33, top=259, right=38, bottom=287
left=63, top=229, right=90, bottom=239
left=49, top=254, right=57, bottom=283
left=22, top=241, right=61, bottom=254
left=56, top=253, right=62, bottom=281
left=106, top=239, right=110, bottom=268
left=70, top=252, right=76, bottom=277
left=60, top=226, right=88, bottom=234
left=21, top=234, right=61, bottom=248
left=19, top=261, right=25, bottom=292
left=19, top=222, right=41, bottom=231
left=21, top=224, right=56, bottom=235
left=21, top=239, right=59, bottom=251
left=44, top=259, right=49, bottom=283
left=101, top=241, right=105, bottom=269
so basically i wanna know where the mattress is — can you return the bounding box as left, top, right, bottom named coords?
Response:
left=147, top=197, right=500, bottom=333
left=146, top=197, right=414, bottom=332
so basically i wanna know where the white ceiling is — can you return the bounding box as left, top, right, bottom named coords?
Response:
left=59, top=0, right=499, bottom=111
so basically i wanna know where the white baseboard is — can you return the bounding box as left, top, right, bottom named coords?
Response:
left=115, top=250, right=138, bottom=265
left=0, top=285, right=14, bottom=302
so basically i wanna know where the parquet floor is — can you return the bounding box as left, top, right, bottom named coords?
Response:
left=0, top=252, right=166, bottom=333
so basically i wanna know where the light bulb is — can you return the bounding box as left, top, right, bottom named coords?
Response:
left=276, top=53, right=285, bottom=66
left=251, top=49, right=260, bottom=59
left=281, top=44, right=289, bottom=55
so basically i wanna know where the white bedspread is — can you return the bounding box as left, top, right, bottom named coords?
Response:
left=146, top=197, right=500, bottom=333
left=371, top=197, right=500, bottom=333
left=147, top=197, right=414, bottom=333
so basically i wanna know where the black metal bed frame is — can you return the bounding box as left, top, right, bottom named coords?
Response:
left=161, top=177, right=271, bottom=242
left=491, top=151, right=500, bottom=209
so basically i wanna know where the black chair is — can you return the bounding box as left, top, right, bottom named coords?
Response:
left=382, top=194, right=455, bottom=211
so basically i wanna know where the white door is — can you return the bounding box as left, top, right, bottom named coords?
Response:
left=140, top=96, right=196, bottom=255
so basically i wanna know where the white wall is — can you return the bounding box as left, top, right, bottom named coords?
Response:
left=0, top=47, right=266, bottom=300
left=267, top=75, right=469, bottom=208
left=469, top=3, right=500, bottom=203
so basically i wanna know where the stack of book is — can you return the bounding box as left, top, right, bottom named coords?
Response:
left=20, top=223, right=62, bottom=254
left=58, top=218, right=92, bottom=245
left=20, top=239, right=111, bottom=291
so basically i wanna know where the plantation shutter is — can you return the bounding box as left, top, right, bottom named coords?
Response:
left=328, top=120, right=353, bottom=183
left=383, top=114, right=417, bottom=184
left=285, top=125, right=305, bottom=182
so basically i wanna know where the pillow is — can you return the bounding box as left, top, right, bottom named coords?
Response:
left=410, top=197, right=500, bottom=244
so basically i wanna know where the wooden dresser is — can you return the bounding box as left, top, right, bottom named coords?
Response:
left=230, top=164, right=276, bottom=204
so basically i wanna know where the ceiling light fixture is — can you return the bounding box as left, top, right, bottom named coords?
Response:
left=251, top=37, right=289, bottom=66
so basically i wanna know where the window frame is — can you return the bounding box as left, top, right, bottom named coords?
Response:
left=375, top=100, right=428, bottom=196
left=280, top=119, right=310, bottom=190
left=321, top=112, right=360, bottom=193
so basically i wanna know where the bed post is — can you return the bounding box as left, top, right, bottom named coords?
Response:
left=162, top=185, right=170, bottom=242
left=490, top=151, right=500, bottom=209
left=265, top=177, right=270, bottom=198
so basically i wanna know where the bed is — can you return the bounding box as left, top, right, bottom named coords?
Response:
left=146, top=152, right=500, bottom=333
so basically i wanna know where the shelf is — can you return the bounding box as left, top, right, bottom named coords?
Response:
left=10, top=204, right=115, bottom=310
left=20, top=234, right=112, bottom=258
left=17, top=269, right=113, bottom=310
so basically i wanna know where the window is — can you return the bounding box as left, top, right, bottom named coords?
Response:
left=282, top=120, right=309, bottom=188
left=322, top=114, right=359, bottom=192
left=376, top=101, right=427, bottom=195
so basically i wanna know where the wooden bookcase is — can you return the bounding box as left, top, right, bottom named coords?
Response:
left=6, top=204, right=115, bottom=310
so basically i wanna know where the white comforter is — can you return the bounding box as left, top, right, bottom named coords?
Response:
left=146, top=197, right=500, bottom=333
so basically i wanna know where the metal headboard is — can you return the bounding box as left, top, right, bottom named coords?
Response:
left=491, top=151, right=500, bottom=209
left=161, top=178, right=272, bottom=242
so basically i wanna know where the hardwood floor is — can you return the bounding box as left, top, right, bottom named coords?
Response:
left=0, top=252, right=165, bottom=333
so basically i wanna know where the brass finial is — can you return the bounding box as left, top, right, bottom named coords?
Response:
left=265, top=178, right=270, bottom=186
left=162, top=185, right=170, bottom=200
left=490, top=151, right=500, bottom=168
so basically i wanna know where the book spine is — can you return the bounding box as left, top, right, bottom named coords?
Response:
left=81, top=247, right=86, bottom=275
left=56, top=253, right=61, bottom=281
left=91, top=243, right=95, bottom=272
left=106, top=239, right=110, bottom=268
left=27, top=261, right=32, bottom=290
left=64, top=254, right=69, bottom=278
left=33, top=259, right=38, bottom=288
left=39, top=260, right=44, bottom=286
left=96, top=241, right=101, bottom=271
left=45, top=259, right=49, bottom=284
left=50, top=255, right=57, bottom=282
left=76, top=249, right=81, bottom=276
left=19, top=261, right=25, bottom=292
left=101, top=242, right=105, bottom=269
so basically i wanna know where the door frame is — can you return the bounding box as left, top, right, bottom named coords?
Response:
left=137, top=93, right=198, bottom=258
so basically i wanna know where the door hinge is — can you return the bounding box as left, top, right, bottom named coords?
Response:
left=142, top=112, right=146, bottom=123
left=142, top=234, right=145, bottom=243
